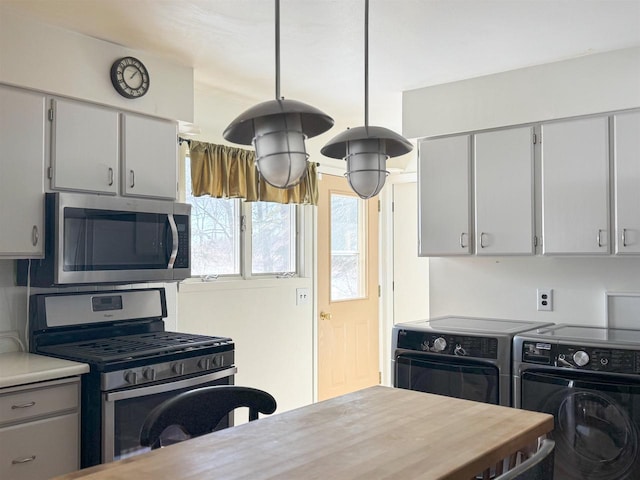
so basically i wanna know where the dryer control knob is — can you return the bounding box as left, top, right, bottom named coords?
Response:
left=573, top=350, right=590, bottom=367
left=433, top=337, right=447, bottom=352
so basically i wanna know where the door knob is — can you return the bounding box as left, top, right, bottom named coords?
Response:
left=320, top=311, right=332, bottom=321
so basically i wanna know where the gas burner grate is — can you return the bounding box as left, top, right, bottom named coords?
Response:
left=39, top=332, right=232, bottom=363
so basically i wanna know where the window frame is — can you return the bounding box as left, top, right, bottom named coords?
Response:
left=180, top=147, right=307, bottom=282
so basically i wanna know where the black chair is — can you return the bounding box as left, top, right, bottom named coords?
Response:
left=494, top=439, right=555, bottom=480
left=139, top=385, right=277, bottom=449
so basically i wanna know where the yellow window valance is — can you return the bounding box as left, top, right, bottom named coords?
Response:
left=188, top=141, right=318, bottom=206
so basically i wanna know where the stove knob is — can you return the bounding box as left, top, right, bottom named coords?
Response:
left=212, top=356, right=223, bottom=367
left=573, top=351, right=590, bottom=367
left=172, top=363, right=185, bottom=375
left=433, top=337, right=447, bottom=352
left=198, top=358, right=211, bottom=370
left=123, top=371, right=138, bottom=385
left=142, top=368, right=156, bottom=381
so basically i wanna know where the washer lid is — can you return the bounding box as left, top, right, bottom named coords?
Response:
left=396, top=316, right=553, bottom=335
left=521, top=324, right=640, bottom=346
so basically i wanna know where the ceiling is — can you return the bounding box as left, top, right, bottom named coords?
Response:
left=3, top=0, right=640, bottom=167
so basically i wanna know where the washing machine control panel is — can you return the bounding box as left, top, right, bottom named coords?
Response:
left=522, top=341, right=640, bottom=373
left=396, top=330, right=498, bottom=359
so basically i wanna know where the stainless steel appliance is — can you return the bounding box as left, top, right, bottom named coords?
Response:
left=18, top=192, right=190, bottom=287
left=392, top=316, right=553, bottom=406
left=29, top=287, right=235, bottom=467
left=514, top=324, right=640, bottom=480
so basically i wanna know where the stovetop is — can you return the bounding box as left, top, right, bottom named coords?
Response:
left=37, top=332, right=233, bottom=364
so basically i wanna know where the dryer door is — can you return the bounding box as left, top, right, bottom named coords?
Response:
left=395, top=353, right=499, bottom=404
left=522, top=370, right=640, bottom=480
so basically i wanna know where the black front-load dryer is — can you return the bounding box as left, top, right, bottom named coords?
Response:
left=514, top=324, right=640, bottom=480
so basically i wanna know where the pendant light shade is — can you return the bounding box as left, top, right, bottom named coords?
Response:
left=223, top=0, right=334, bottom=188
left=321, top=0, right=412, bottom=199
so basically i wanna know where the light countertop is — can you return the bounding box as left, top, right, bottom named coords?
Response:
left=0, top=352, right=89, bottom=389
left=55, top=385, right=554, bottom=480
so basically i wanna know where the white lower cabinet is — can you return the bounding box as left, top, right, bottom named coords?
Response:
left=0, top=377, right=80, bottom=480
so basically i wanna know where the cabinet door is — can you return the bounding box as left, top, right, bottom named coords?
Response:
left=122, top=114, right=177, bottom=199
left=541, top=116, right=609, bottom=254
left=0, top=413, right=78, bottom=480
left=51, top=98, right=119, bottom=194
left=0, top=86, right=46, bottom=258
left=474, top=127, right=535, bottom=255
left=613, top=111, right=640, bottom=254
left=418, top=135, right=471, bottom=256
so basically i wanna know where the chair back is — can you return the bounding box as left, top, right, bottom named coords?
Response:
left=494, top=439, right=555, bottom=480
left=139, top=385, right=277, bottom=449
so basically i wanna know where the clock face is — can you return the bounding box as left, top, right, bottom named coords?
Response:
left=110, top=57, right=150, bottom=99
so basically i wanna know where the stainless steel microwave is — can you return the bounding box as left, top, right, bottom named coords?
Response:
left=18, top=192, right=190, bottom=287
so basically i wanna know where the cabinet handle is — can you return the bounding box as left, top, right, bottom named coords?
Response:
left=11, top=401, right=36, bottom=409
left=597, top=229, right=605, bottom=248
left=12, top=455, right=36, bottom=465
left=31, top=225, right=39, bottom=246
left=108, top=167, right=114, bottom=186
left=130, top=169, right=135, bottom=188
left=622, top=228, right=628, bottom=247
left=480, top=232, right=487, bottom=248
left=459, top=233, right=468, bottom=249
left=320, top=312, right=332, bottom=321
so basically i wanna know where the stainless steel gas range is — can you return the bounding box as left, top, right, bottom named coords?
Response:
left=29, top=287, right=236, bottom=467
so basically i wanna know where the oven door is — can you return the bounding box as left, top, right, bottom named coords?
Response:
left=394, top=352, right=500, bottom=404
left=521, top=369, right=640, bottom=480
left=102, top=367, right=236, bottom=463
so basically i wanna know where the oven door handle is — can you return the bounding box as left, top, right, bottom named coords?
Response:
left=166, top=214, right=179, bottom=269
left=104, top=367, right=237, bottom=402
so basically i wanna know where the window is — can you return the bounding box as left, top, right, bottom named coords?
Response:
left=330, top=193, right=366, bottom=300
left=185, top=158, right=300, bottom=278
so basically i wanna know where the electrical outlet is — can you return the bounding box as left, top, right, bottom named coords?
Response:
left=537, top=288, right=553, bottom=311
left=296, top=288, right=309, bottom=305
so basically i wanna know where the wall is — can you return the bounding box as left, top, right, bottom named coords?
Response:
left=400, top=47, right=640, bottom=328
left=0, top=5, right=193, bottom=122
left=176, top=204, right=317, bottom=414
left=403, top=47, right=640, bottom=139
left=429, top=256, right=640, bottom=327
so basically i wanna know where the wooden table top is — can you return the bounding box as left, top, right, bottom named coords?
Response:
left=55, top=386, right=553, bottom=480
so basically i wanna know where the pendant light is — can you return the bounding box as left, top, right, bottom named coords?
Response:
left=321, top=0, right=412, bottom=199
left=223, top=0, right=334, bottom=189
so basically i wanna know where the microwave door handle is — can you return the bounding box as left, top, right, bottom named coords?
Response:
left=167, top=214, right=178, bottom=269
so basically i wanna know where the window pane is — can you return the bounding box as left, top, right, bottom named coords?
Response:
left=331, top=194, right=366, bottom=300
left=185, top=159, right=240, bottom=276
left=252, top=203, right=296, bottom=274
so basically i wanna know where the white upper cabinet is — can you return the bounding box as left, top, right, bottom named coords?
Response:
left=613, top=111, right=640, bottom=254
left=474, top=127, right=535, bottom=255
left=51, top=98, right=119, bottom=194
left=0, top=86, right=46, bottom=258
left=122, top=113, right=177, bottom=199
left=541, top=116, right=610, bottom=255
left=418, top=135, right=471, bottom=256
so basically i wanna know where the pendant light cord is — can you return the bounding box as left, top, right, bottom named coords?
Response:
left=275, top=0, right=281, bottom=99
left=364, top=0, right=369, bottom=128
